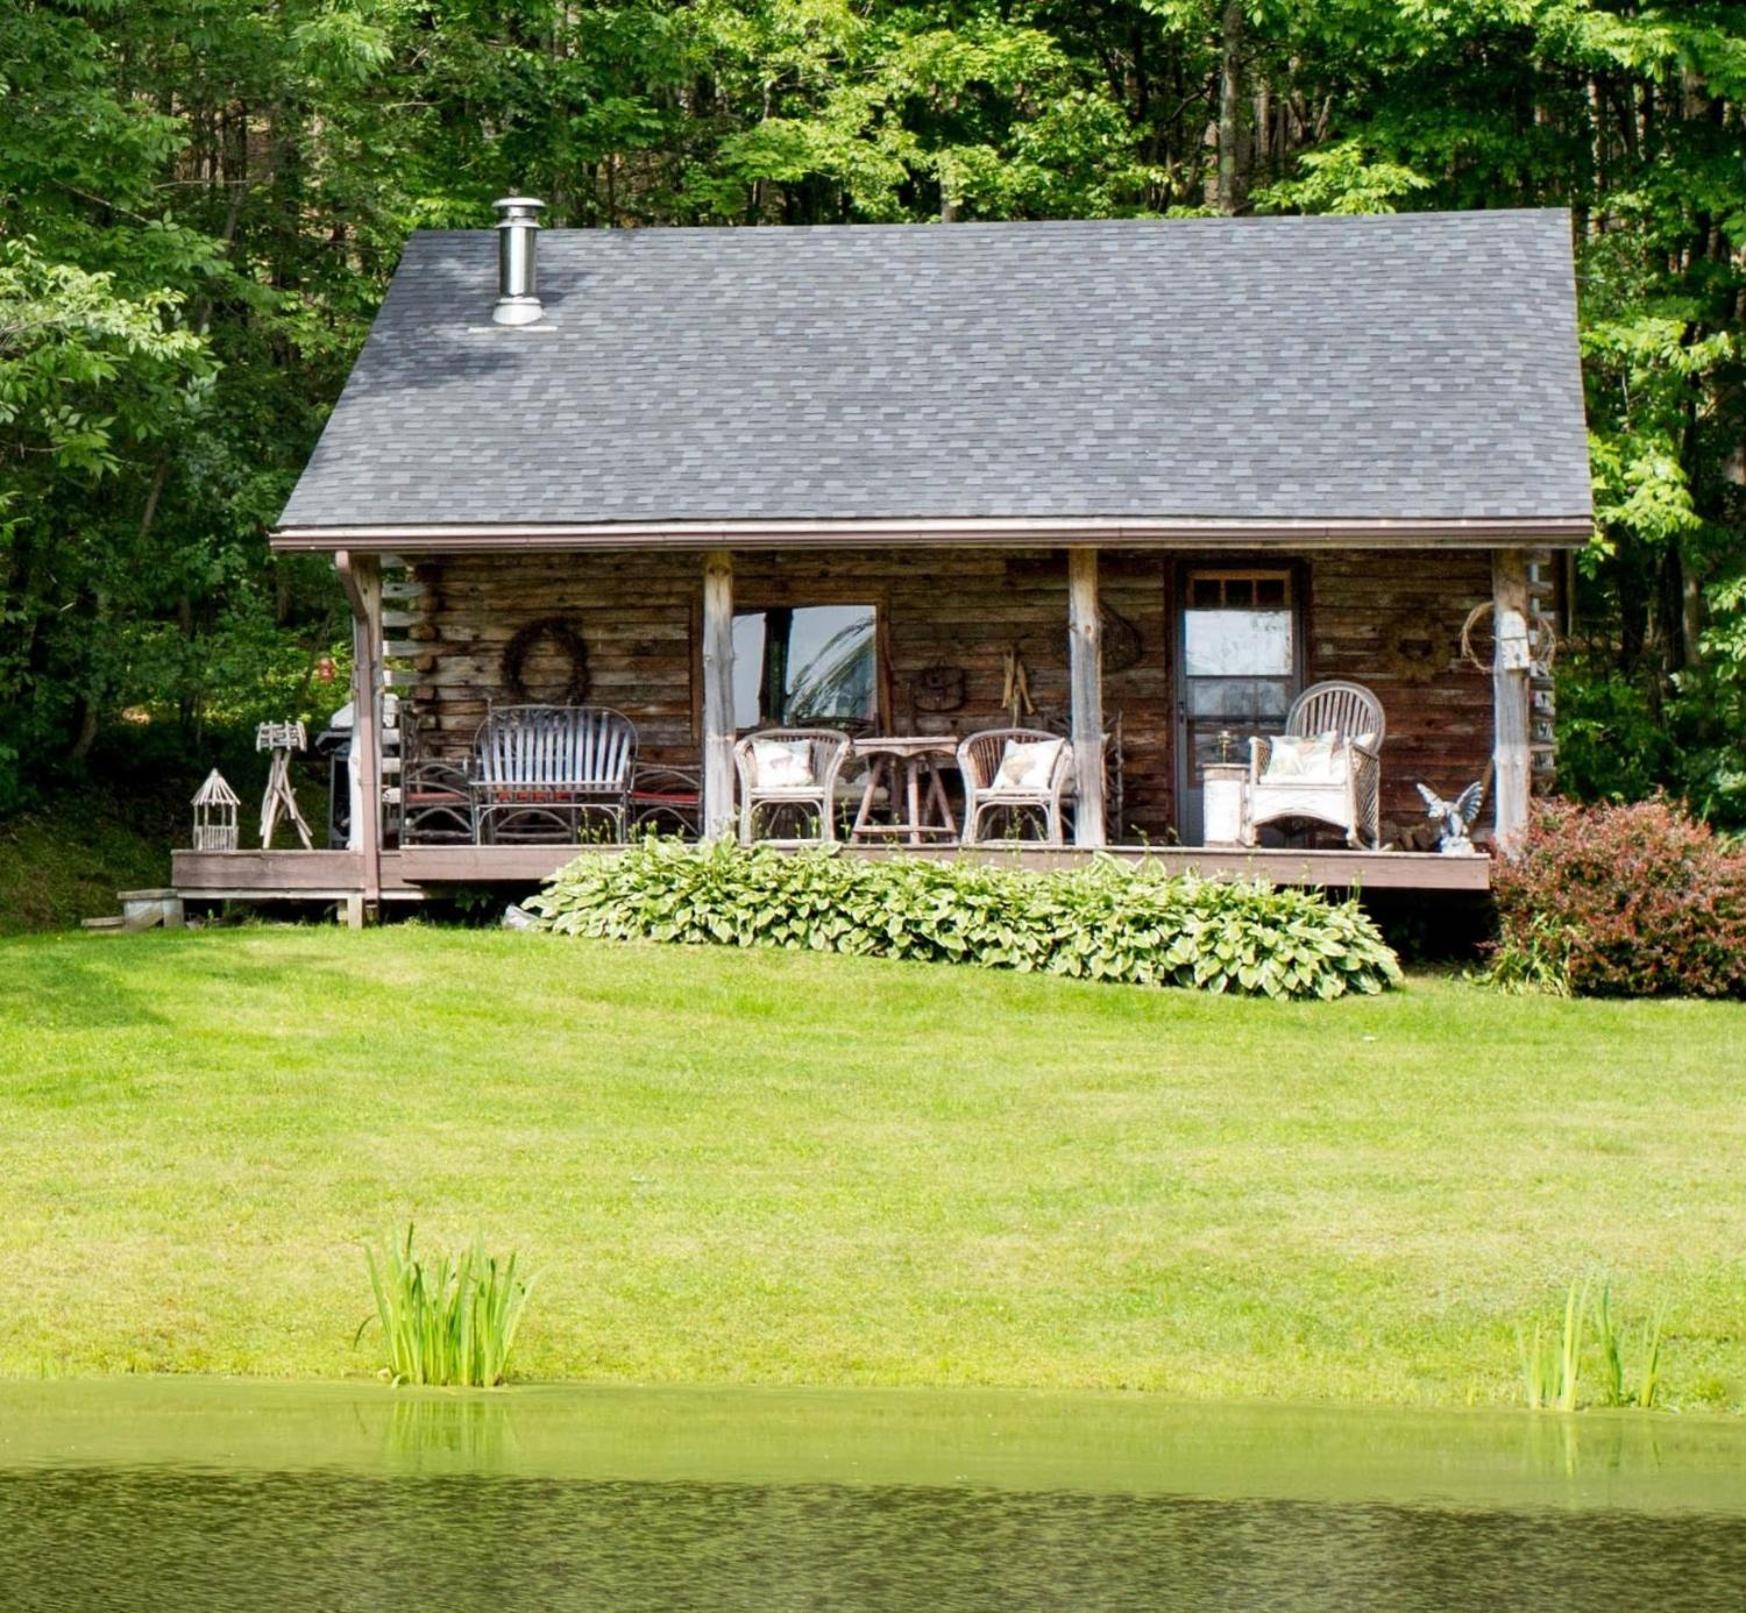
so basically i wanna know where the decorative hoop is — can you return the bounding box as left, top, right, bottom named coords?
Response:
left=501, top=617, right=590, bottom=705
left=911, top=662, right=967, bottom=713
left=1459, top=602, right=1559, bottom=676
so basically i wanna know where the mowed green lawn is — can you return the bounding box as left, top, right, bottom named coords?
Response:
left=1, top=926, right=1743, bottom=1409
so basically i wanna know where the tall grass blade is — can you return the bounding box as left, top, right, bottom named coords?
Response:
left=1595, top=1283, right=1625, bottom=1408
left=1556, top=1279, right=1586, bottom=1412
left=1518, top=1321, right=1549, bottom=1410
left=1636, top=1307, right=1667, bottom=1410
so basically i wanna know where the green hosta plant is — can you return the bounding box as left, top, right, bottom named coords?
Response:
left=524, top=838, right=1402, bottom=1001
left=358, top=1226, right=536, bottom=1388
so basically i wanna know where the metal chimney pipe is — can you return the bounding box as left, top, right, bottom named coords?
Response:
left=492, top=197, right=545, bottom=326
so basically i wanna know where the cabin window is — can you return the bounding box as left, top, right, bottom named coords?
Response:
left=732, top=604, right=878, bottom=731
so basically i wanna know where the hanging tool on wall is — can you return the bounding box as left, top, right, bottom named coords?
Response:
left=1001, top=647, right=1034, bottom=725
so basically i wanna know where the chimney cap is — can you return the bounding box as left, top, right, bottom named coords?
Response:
left=493, top=196, right=545, bottom=223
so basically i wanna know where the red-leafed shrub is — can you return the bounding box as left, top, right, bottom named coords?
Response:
left=1490, top=799, right=1746, bottom=998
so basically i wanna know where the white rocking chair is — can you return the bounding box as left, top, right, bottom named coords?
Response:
left=1243, top=681, right=1386, bottom=851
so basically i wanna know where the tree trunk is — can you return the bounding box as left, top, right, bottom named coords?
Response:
left=1217, top=1, right=1249, bottom=215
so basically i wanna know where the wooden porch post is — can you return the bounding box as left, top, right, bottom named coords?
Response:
left=701, top=550, right=736, bottom=839
left=336, top=550, right=383, bottom=924
left=1067, top=547, right=1107, bottom=847
left=1491, top=548, right=1532, bottom=854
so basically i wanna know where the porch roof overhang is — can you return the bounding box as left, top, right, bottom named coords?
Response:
left=272, top=511, right=1593, bottom=555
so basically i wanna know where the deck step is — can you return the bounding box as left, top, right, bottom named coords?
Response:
left=81, top=915, right=127, bottom=931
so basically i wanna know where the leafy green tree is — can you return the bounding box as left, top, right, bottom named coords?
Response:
left=0, top=0, right=1742, bottom=822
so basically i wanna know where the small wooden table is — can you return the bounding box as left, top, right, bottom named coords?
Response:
left=849, top=736, right=960, bottom=845
left=1201, top=761, right=1249, bottom=847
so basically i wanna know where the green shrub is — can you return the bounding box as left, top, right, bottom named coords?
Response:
left=358, top=1226, right=536, bottom=1387
left=525, top=839, right=1402, bottom=1001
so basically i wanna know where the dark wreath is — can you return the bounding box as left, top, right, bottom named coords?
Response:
left=1383, top=612, right=1449, bottom=684
left=1100, top=602, right=1144, bottom=673
left=501, top=616, right=591, bottom=705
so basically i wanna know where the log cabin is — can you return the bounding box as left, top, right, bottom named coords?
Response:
left=173, top=206, right=1593, bottom=920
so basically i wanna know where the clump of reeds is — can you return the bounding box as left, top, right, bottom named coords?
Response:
left=358, top=1225, right=536, bottom=1387
left=1518, top=1279, right=1667, bottom=1412
left=1519, top=1279, right=1587, bottom=1411
left=1594, top=1283, right=1667, bottom=1410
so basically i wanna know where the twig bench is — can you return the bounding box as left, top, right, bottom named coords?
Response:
left=471, top=705, right=637, bottom=843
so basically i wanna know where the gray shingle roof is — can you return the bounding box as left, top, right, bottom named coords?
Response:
left=277, top=211, right=1592, bottom=534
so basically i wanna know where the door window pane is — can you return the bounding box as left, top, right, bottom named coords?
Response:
left=732, top=605, right=877, bottom=730
left=1186, top=676, right=1292, bottom=720
left=1184, top=608, right=1293, bottom=677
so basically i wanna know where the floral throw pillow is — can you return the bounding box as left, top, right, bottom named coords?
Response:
left=750, top=739, right=815, bottom=789
left=993, top=738, right=1065, bottom=792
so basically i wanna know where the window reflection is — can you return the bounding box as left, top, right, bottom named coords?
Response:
left=732, top=605, right=878, bottom=730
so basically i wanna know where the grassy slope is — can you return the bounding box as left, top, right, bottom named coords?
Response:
left=0, top=927, right=1742, bottom=1407
left=0, top=793, right=178, bottom=935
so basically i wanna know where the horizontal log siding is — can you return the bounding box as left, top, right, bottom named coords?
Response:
left=1307, top=551, right=1495, bottom=831
left=405, top=548, right=1495, bottom=844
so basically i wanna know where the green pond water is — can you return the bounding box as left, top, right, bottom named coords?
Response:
left=2, top=1380, right=1744, bottom=1610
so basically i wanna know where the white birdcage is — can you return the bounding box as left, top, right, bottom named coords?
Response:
left=191, top=769, right=240, bottom=852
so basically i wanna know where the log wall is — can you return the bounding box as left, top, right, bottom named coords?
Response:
left=400, top=546, right=1498, bottom=844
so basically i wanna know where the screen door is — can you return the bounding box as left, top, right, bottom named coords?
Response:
left=1177, top=569, right=1298, bottom=843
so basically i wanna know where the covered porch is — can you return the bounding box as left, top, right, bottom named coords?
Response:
left=171, top=530, right=1565, bottom=918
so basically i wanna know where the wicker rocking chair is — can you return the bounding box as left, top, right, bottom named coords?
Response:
left=1244, top=681, right=1386, bottom=851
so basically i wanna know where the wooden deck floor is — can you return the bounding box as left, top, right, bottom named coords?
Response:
left=170, top=842, right=1491, bottom=901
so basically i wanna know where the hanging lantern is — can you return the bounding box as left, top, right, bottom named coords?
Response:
left=191, top=769, right=240, bottom=852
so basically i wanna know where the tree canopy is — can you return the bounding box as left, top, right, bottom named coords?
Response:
left=2, top=1, right=1743, bottom=817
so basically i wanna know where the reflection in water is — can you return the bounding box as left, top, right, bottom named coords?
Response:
left=383, top=1391, right=520, bottom=1473
left=2, top=1470, right=1744, bottom=1613
left=3, top=1384, right=1743, bottom=1611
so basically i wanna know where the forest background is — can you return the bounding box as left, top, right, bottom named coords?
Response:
left=2, top=1, right=1743, bottom=861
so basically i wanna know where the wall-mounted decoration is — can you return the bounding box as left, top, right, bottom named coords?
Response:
left=1100, top=602, right=1144, bottom=673
left=910, top=662, right=967, bottom=714
left=1459, top=602, right=1559, bottom=677
left=256, top=720, right=314, bottom=850
left=502, top=616, right=590, bottom=705
left=1383, top=611, right=1452, bottom=683
left=1001, top=647, right=1035, bottom=723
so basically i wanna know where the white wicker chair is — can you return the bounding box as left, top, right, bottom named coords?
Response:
left=1244, top=681, right=1385, bottom=850
left=733, top=728, right=852, bottom=844
left=958, top=727, right=1076, bottom=846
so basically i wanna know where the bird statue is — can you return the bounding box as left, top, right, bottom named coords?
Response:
left=1416, top=779, right=1486, bottom=855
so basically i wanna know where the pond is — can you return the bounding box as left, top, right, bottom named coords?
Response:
left=2, top=1381, right=1743, bottom=1611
